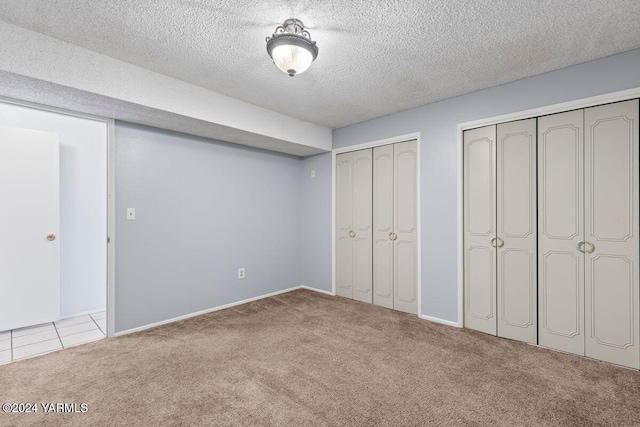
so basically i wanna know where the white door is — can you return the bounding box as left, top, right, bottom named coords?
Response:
left=393, top=140, right=418, bottom=314
left=373, top=144, right=394, bottom=309
left=464, top=125, right=497, bottom=335
left=496, top=119, right=537, bottom=344
left=0, top=125, right=60, bottom=331
left=538, top=110, right=585, bottom=356
left=352, top=149, right=373, bottom=304
left=336, top=152, right=354, bottom=299
left=584, top=99, right=640, bottom=369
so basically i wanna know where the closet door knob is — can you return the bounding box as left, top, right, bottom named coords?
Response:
left=490, top=237, right=497, bottom=248
left=389, top=232, right=394, bottom=240
left=495, top=237, right=504, bottom=248
left=577, top=241, right=594, bottom=253
left=47, top=234, right=56, bottom=241
left=349, top=230, right=356, bottom=238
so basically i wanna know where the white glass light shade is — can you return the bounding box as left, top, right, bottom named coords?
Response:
left=271, top=44, right=314, bottom=76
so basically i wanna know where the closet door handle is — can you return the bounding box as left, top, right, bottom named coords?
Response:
left=490, top=237, right=504, bottom=248
left=349, top=230, right=356, bottom=238
left=391, top=232, right=398, bottom=241
left=389, top=232, right=394, bottom=240
left=577, top=241, right=594, bottom=253
left=577, top=241, right=591, bottom=253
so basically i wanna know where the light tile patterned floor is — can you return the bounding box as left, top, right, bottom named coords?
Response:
left=0, top=311, right=106, bottom=365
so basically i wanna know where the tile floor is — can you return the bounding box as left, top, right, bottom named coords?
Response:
left=0, top=311, right=106, bottom=365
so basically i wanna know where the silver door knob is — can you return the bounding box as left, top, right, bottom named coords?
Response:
left=47, top=234, right=56, bottom=241
left=389, top=232, right=397, bottom=241
left=577, top=241, right=595, bottom=254
left=490, top=237, right=504, bottom=248
left=349, top=230, right=356, bottom=238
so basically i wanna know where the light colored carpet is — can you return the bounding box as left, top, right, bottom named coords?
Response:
left=1, top=289, right=639, bottom=426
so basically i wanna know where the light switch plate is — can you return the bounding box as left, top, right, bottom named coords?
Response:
left=127, top=208, right=136, bottom=220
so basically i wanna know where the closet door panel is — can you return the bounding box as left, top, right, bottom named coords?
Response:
left=538, top=110, right=585, bottom=356
left=336, top=152, right=354, bottom=298
left=497, top=119, right=537, bottom=344
left=394, top=140, right=418, bottom=314
left=352, top=149, right=373, bottom=303
left=464, top=126, right=497, bottom=334
left=585, top=99, right=639, bottom=369
left=373, top=144, right=394, bottom=309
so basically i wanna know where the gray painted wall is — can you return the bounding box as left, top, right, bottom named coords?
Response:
left=301, top=154, right=333, bottom=292
left=327, top=48, right=640, bottom=323
left=115, top=122, right=303, bottom=333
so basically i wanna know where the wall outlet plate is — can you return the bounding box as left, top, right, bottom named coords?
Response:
left=238, top=267, right=245, bottom=279
left=127, top=208, right=136, bottom=220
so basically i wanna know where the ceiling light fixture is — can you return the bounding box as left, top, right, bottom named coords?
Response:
left=266, top=19, right=318, bottom=77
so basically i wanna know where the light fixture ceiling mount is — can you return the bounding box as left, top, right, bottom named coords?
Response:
left=266, top=18, right=318, bottom=77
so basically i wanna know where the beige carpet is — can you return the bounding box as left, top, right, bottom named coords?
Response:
left=1, top=289, right=639, bottom=426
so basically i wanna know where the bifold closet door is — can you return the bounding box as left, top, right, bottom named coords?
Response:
left=464, top=125, right=497, bottom=335
left=336, top=149, right=373, bottom=303
left=373, top=141, right=418, bottom=313
left=373, top=144, right=394, bottom=309
left=496, top=119, right=537, bottom=344
left=538, top=109, right=585, bottom=356
left=336, top=152, right=355, bottom=299
left=584, top=99, right=639, bottom=369
left=393, top=140, right=418, bottom=314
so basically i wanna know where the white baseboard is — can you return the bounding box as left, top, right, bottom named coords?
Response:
left=59, top=308, right=106, bottom=320
left=115, top=285, right=467, bottom=338
left=115, top=286, right=302, bottom=337
left=300, top=285, right=335, bottom=296
left=420, top=314, right=462, bottom=328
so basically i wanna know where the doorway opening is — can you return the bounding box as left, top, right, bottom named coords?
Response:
left=0, top=99, right=113, bottom=364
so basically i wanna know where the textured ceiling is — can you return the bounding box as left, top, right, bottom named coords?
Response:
left=1, top=1, right=640, bottom=129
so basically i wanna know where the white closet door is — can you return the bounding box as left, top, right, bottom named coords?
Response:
left=336, top=152, right=354, bottom=299
left=464, top=126, right=497, bottom=334
left=584, top=100, right=640, bottom=369
left=393, top=140, right=418, bottom=314
left=373, top=144, right=394, bottom=309
left=497, top=119, right=537, bottom=344
left=352, top=149, right=373, bottom=303
left=0, top=125, right=60, bottom=331
left=538, top=110, right=585, bottom=356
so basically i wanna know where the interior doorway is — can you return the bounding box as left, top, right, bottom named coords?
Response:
left=0, top=99, right=112, bottom=364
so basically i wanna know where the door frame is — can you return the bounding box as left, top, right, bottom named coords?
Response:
left=457, top=86, right=640, bottom=328
left=0, top=95, right=116, bottom=338
left=332, top=132, right=422, bottom=316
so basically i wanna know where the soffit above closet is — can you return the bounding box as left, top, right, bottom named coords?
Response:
left=1, top=1, right=639, bottom=129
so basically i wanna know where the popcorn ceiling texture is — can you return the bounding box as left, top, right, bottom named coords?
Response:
left=1, top=1, right=639, bottom=128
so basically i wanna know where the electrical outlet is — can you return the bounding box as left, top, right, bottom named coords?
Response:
left=238, top=268, right=245, bottom=279
left=127, top=208, right=136, bottom=220
left=310, top=169, right=316, bottom=178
